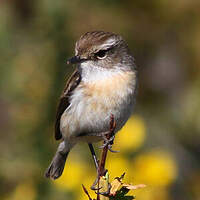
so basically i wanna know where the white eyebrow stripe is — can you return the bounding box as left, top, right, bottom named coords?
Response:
left=99, top=38, right=116, bottom=49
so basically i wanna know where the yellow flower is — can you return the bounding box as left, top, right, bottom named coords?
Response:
left=113, top=115, right=146, bottom=152
left=130, top=149, right=178, bottom=186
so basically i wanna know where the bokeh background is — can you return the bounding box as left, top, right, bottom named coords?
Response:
left=0, top=0, right=200, bottom=200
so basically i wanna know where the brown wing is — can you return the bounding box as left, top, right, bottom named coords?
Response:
left=55, top=69, right=81, bottom=140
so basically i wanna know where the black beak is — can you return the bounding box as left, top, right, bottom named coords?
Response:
left=66, top=56, right=86, bottom=65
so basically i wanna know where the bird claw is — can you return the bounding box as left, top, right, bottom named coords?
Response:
left=99, top=135, right=119, bottom=153
left=94, top=183, right=112, bottom=196
left=107, top=144, right=120, bottom=153
left=91, top=185, right=102, bottom=191
left=91, top=168, right=108, bottom=191
left=90, top=175, right=103, bottom=191
left=90, top=176, right=101, bottom=191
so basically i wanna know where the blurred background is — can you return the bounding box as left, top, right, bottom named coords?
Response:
left=0, top=0, right=200, bottom=200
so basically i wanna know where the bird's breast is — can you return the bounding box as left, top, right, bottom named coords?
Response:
left=60, top=70, right=137, bottom=139
left=80, top=70, right=136, bottom=111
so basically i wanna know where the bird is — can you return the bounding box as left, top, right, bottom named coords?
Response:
left=45, top=31, right=138, bottom=180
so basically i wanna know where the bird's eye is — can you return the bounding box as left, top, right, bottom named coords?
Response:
left=95, top=50, right=107, bottom=59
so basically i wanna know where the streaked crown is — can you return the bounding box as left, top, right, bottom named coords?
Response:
left=75, top=31, right=122, bottom=56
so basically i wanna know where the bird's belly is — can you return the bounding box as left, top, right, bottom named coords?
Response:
left=60, top=71, right=136, bottom=141
left=61, top=95, right=133, bottom=140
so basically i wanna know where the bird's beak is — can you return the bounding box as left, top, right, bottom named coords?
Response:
left=66, top=56, right=86, bottom=65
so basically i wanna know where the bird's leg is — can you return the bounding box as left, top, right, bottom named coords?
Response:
left=99, top=114, right=119, bottom=153
left=88, top=143, right=99, bottom=170
left=90, top=114, right=118, bottom=193
left=88, top=143, right=102, bottom=191
left=99, top=135, right=119, bottom=153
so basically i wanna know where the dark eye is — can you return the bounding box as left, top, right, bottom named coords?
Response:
left=95, top=50, right=107, bottom=59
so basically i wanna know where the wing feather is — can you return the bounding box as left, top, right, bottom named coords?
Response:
left=55, top=69, right=81, bottom=140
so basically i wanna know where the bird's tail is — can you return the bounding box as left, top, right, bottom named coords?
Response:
left=45, top=141, right=69, bottom=180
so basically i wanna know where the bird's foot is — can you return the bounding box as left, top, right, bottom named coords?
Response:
left=99, top=135, right=119, bottom=153
left=94, top=183, right=111, bottom=196
left=99, top=114, right=119, bottom=153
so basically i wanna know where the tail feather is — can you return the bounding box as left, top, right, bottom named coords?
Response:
left=45, top=151, right=69, bottom=180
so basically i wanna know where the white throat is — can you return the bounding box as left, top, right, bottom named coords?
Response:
left=79, top=61, right=123, bottom=83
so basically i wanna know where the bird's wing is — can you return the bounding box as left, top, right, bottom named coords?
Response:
left=55, top=69, right=81, bottom=140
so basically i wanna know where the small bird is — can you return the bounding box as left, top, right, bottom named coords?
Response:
left=45, top=31, right=137, bottom=180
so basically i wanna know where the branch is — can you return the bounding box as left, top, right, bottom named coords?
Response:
left=97, top=114, right=116, bottom=200
left=82, top=114, right=145, bottom=200
left=99, top=114, right=116, bottom=177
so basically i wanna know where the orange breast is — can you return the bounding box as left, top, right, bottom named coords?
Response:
left=80, top=71, right=136, bottom=112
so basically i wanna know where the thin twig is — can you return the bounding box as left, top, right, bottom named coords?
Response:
left=97, top=114, right=116, bottom=199
left=99, top=114, right=116, bottom=176
left=82, top=184, right=93, bottom=200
